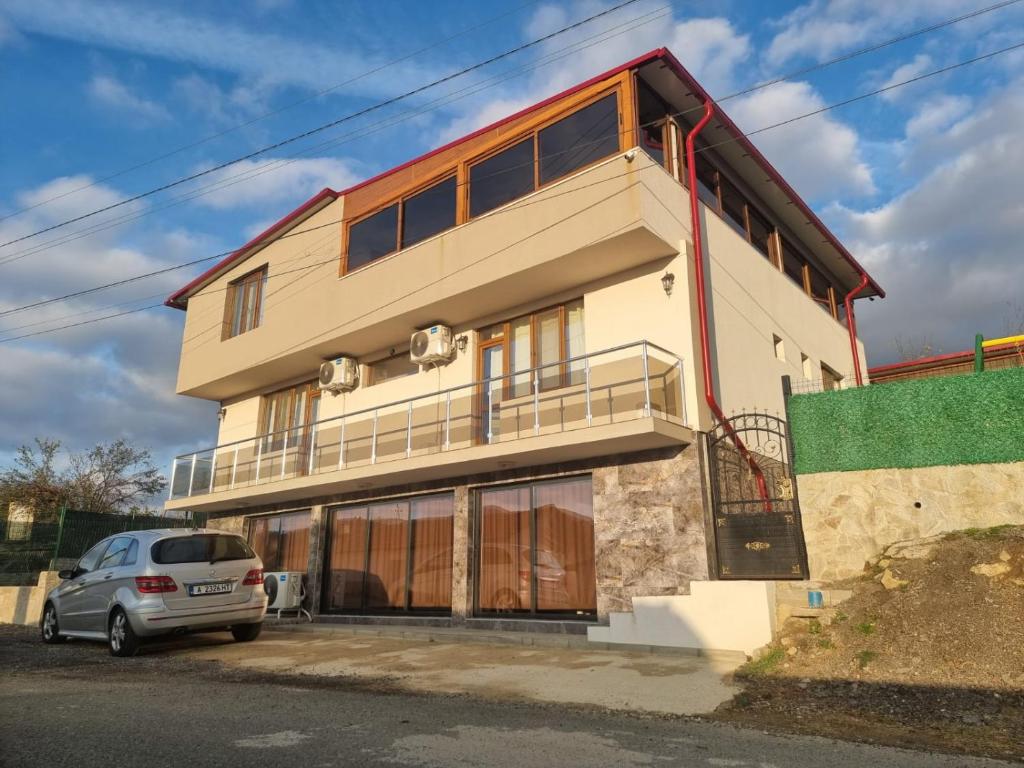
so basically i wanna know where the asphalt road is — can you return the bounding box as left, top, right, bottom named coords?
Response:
left=0, top=627, right=1012, bottom=768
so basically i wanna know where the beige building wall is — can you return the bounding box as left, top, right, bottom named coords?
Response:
left=177, top=153, right=865, bottom=461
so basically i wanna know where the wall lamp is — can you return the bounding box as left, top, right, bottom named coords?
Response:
left=456, top=334, right=469, bottom=352
left=661, top=272, right=675, bottom=296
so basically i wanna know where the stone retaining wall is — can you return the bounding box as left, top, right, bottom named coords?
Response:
left=0, top=571, right=60, bottom=626
left=798, top=461, right=1024, bottom=580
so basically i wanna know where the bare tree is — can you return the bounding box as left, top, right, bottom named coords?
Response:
left=0, top=438, right=166, bottom=515
left=893, top=335, right=937, bottom=362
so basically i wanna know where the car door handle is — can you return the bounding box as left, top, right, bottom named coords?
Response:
left=104, top=574, right=114, bottom=580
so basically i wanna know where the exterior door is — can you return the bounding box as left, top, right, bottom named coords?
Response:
left=299, top=391, right=321, bottom=475
left=81, top=536, right=133, bottom=632
left=478, top=340, right=504, bottom=444
left=56, top=539, right=111, bottom=631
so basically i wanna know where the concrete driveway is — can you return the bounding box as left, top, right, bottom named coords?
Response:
left=174, top=625, right=743, bottom=716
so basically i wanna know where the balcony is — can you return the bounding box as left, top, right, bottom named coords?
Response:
left=166, top=341, right=693, bottom=512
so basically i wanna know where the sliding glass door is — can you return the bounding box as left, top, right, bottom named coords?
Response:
left=476, top=476, right=596, bottom=617
left=322, top=493, right=454, bottom=614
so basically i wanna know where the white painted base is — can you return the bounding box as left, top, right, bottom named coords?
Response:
left=588, top=581, right=777, bottom=656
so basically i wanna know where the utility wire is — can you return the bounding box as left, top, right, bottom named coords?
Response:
left=0, top=0, right=544, bottom=224
left=0, top=4, right=671, bottom=267
left=1, top=0, right=1011, bottom=266
left=0, top=0, right=643, bottom=250
left=6, top=37, right=1021, bottom=345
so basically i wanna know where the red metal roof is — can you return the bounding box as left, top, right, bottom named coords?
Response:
left=166, top=47, right=883, bottom=309
left=868, top=341, right=1022, bottom=376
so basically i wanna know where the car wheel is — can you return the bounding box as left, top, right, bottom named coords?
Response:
left=108, top=608, right=140, bottom=657
left=40, top=603, right=66, bottom=644
left=231, top=622, right=262, bottom=642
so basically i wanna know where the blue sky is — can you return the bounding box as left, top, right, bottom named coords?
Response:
left=1, top=0, right=1022, bottom=493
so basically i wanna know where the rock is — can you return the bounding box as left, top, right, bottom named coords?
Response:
left=971, top=562, right=1011, bottom=578
left=787, top=646, right=799, bottom=656
left=998, top=550, right=1012, bottom=562
left=880, top=568, right=909, bottom=590
left=884, top=535, right=943, bottom=561
left=780, top=636, right=794, bottom=647
left=877, top=558, right=892, bottom=568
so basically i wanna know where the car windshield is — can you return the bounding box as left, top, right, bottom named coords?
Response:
left=151, top=535, right=255, bottom=565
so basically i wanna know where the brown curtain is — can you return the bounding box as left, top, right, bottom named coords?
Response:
left=326, top=507, right=368, bottom=611
left=409, top=495, right=454, bottom=609
left=535, top=479, right=596, bottom=613
left=366, top=502, right=409, bottom=609
left=247, top=516, right=273, bottom=567
left=478, top=487, right=531, bottom=611
left=278, top=511, right=310, bottom=572
left=247, top=511, right=309, bottom=572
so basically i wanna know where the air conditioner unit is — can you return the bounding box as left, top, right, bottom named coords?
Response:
left=319, top=356, right=358, bottom=392
left=263, top=572, right=311, bottom=621
left=410, top=325, right=453, bottom=365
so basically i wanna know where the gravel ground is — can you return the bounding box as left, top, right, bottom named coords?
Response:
left=0, top=624, right=1012, bottom=768
left=714, top=527, right=1024, bottom=763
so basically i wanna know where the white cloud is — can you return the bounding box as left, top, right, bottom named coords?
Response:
left=438, top=1, right=750, bottom=142
left=0, top=177, right=220, bottom=483
left=879, top=53, right=933, bottom=102
left=2, top=0, right=437, bottom=95
left=727, top=82, right=875, bottom=200
left=764, top=0, right=977, bottom=67
left=173, top=73, right=270, bottom=126
left=88, top=74, right=170, bottom=122
left=192, top=157, right=360, bottom=210
left=836, top=77, right=1024, bottom=363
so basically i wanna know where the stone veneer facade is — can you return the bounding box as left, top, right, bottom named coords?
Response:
left=203, top=444, right=714, bottom=625
left=798, top=461, right=1024, bottom=580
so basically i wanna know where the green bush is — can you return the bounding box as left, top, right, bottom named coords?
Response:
left=788, top=368, right=1024, bottom=474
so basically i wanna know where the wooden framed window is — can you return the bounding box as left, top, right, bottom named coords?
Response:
left=346, top=203, right=399, bottom=272
left=821, top=363, right=843, bottom=391
left=224, top=266, right=267, bottom=339
left=808, top=265, right=837, bottom=317
left=401, top=176, right=457, bottom=249
left=477, top=299, right=585, bottom=397
left=636, top=77, right=670, bottom=170
left=468, top=137, right=535, bottom=219
left=259, top=380, right=319, bottom=451
left=468, top=90, right=621, bottom=219
left=537, top=92, right=619, bottom=185
left=367, top=351, right=419, bottom=386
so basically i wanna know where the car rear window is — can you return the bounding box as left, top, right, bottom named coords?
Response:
left=151, top=535, right=255, bottom=565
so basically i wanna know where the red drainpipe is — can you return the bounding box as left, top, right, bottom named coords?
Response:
left=685, top=100, right=772, bottom=513
left=843, top=273, right=870, bottom=387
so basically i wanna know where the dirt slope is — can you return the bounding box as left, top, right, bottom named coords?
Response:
left=715, top=525, right=1024, bottom=761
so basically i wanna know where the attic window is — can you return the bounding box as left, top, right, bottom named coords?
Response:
left=225, top=266, right=267, bottom=339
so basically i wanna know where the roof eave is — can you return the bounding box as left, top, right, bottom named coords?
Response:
left=165, top=187, right=339, bottom=310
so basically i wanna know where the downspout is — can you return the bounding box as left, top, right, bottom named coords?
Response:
left=685, top=100, right=772, bottom=513
left=843, top=273, right=870, bottom=386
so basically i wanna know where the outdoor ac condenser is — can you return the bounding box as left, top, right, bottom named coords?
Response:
left=262, top=572, right=311, bottom=620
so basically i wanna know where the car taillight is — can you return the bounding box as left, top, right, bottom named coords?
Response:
left=135, top=575, right=178, bottom=593
left=242, top=569, right=263, bottom=586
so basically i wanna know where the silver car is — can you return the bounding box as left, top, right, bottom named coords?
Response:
left=40, top=528, right=268, bottom=657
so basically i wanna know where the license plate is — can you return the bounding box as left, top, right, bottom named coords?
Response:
left=188, top=582, right=232, bottom=596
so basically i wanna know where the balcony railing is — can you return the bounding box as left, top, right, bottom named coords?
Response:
left=169, top=340, right=687, bottom=500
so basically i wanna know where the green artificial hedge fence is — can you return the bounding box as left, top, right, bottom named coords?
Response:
left=787, top=367, right=1024, bottom=474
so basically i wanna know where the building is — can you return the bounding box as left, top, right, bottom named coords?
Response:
left=163, top=49, right=882, bottom=636
left=869, top=339, right=1023, bottom=384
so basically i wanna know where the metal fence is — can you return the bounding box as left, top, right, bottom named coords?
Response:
left=0, top=508, right=206, bottom=586
left=170, top=340, right=687, bottom=500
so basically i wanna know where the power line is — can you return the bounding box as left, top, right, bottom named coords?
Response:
left=0, top=0, right=544, bottom=225
left=3, top=30, right=1020, bottom=328
left=1, top=0, right=1010, bottom=267
left=0, top=0, right=643, bottom=251
left=0, top=4, right=671, bottom=267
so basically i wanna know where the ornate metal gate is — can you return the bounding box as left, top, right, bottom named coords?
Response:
left=707, top=412, right=808, bottom=579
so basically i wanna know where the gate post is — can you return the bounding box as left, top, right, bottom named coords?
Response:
left=49, top=505, right=67, bottom=571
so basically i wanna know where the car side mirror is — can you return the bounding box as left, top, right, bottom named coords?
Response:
left=58, top=569, right=74, bottom=580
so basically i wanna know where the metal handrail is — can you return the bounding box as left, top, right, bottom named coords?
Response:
left=169, top=340, right=686, bottom=499
left=173, top=340, right=682, bottom=459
